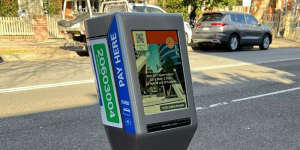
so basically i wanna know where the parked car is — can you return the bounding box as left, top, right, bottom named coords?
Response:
left=58, top=1, right=192, bottom=56
left=191, top=11, right=272, bottom=51
left=58, top=0, right=130, bottom=56
left=128, top=3, right=192, bottom=44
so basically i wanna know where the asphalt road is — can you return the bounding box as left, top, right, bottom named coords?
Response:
left=0, top=47, right=300, bottom=150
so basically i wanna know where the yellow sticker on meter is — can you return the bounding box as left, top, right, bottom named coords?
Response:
left=133, top=31, right=148, bottom=51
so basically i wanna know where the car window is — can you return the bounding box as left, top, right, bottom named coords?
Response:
left=230, top=14, right=236, bottom=22
left=200, top=13, right=224, bottom=22
left=146, top=7, right=164, bottom=13
left=246, top=15, right=258, bottom=25
left=230, top=14, right=246, bottom=24
left=132, top=6, right=146, bottom=12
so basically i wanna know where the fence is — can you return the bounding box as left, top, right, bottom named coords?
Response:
left=47, top=15, right=64, bottom=39
left=286, top=17, right=300, bottom=41
left=0, top=17, right=34, bottom=36
left=261, top=13, right=282, bottom=36
left=0, top=16, right=64, bottom=40
left=262, top=13, right=300, bottom=41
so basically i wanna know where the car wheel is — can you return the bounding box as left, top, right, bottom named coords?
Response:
left=227, top=34, right=240, bottom=51
left=259, top=35, right=270, bottom=50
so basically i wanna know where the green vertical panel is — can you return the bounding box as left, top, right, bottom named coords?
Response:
left=93, top=44, right=120, bottom=123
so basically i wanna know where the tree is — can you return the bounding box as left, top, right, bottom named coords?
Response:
left=44, top=0, right=63, bottom=16
left=158, top=0, right=237, bottom=20
left=158, top=0, right=189, bottom=19
left=182, top=0, right=203, bottom=8
left=0, top=0, right=18, bottom=17
left=250, top=0, right=258, bottom=14
left=183, top=0, right=237, bottom=11
left=207, top=0, right=237, bottom=10
left=182, top=0, right=237, bottom=22
left=253, top=0, right=272, bottom=21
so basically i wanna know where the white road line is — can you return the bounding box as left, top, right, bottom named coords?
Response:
left=0, top=80, right=94, bottom=94
left=196, top=106, right=207, bottom=111
left=196, top=86, right=300, bottom=112
left=256, top=58, right=300, bottom=64
left=209, top=102, right=229, bottom=108
left=191, top=57, right=300, bottom=71
left=231, top=87, right=300, bottom=103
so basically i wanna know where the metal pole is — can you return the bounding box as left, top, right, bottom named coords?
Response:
left=63, top=0, right=68, bottom=19
left=74, top=0, right=78, bottom=13
left=86, top=0, right=93, bottom=17
left=40, top=0, right=43, bottom=15
left=293, top=0, right=299, bottom=16
left=284, top=0, right=288, bottom=15
left=17, top=0, right=21, bottom=12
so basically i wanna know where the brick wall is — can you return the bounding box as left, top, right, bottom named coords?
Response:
left=254, top=0, right=300, bottom=14
left=0, top=15, right=50, bottom=42
left=33, top=15, right=49, bottom=41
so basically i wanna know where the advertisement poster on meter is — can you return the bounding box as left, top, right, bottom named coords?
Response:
left=132, top=31, right=188, bottom=115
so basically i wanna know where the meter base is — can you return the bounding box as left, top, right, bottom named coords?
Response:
left=105, top=124, right=197, bottom=150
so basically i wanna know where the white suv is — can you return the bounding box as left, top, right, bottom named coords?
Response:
left=128, top=3, right=192, bottom=44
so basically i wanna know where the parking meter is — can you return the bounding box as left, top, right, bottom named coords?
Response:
left=85, top=12, right=197, bottom=150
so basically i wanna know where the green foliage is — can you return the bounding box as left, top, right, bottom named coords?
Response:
left=184, top=0, right=237, bottom=10
left=158, top=0, right=237, bottom=20
left=0, top=0, right=18, bottom=17
left=207, top=0, right=237, bottom=9
left=44, top=0, right=62, bottom=15
left=158, top=0, right=189, bottom=19
left=182, top=0, right=203, bottom=8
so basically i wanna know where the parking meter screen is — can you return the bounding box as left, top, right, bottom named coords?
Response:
left=132, top=30, right=188, bottom=115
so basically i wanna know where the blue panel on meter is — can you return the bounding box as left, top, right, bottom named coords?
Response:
left=108, top=17, right=136, bottom=134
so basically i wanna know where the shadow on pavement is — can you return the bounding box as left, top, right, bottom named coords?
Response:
left=0, top=104, right=110, bottom=150
left=188, top=45, right=299, bottom=106
left=60, top=45, right=89, bottom=57
left=0, top=58, right=92, bottom=89
left=191, top=65, right=295, bottom=87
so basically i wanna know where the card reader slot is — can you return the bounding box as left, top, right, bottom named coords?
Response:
left=147, top=118, right=191, bottom=133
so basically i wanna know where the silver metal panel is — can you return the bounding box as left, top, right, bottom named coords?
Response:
left=85, top=14, right=114, bottom=38
left=85, top=12, right=198, bottom=150
left=116, top=12, right=197, bottom=133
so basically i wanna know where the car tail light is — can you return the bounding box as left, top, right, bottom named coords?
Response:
left=211, top=23, right=226, bottom=26
left=195, top=23, right=201, bottom=27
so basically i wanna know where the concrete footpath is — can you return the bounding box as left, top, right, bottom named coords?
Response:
left=0, top=39, right=80, bottom=62
left=0, top=38, right=300, bottom=62
left=271, top=38, right=300, bottom=48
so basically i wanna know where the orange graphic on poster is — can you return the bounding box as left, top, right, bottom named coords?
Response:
left=146, top=31, right=178, bottom=44
left=166, top=37, right=175, bottom=49
left=132, top=31, right=178, bottom=45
